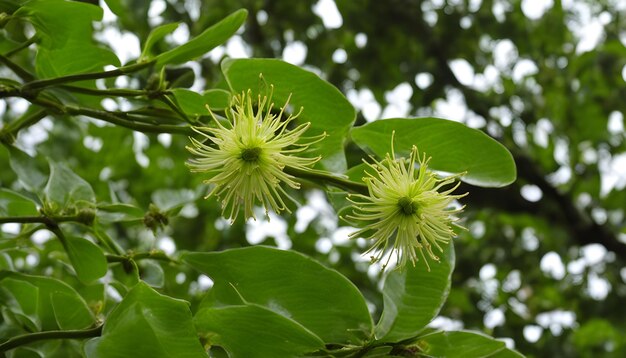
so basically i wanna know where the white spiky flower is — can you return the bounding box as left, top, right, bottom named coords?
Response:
left=186, top=88, right=322, bottom=222
left=347, top=142, right=467, bottom=271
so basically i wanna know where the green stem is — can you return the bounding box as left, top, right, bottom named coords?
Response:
left=0, top=215, right=86, bottom=225
left=0, top=216, right=53, bottom=225
left=0, top=53, right=34, bottom=81
left=22, top=61, right=153, bottom=91
left=1, top=108, right=47, bottom=141
left=285, top=166, right=368, bottom=195
left=133, top=250, right=177, bottom=263
left=65, top=106, right=193, bottom=135
left=3, top=88, right=190, bottom=134
left=92, top=229, right=124, bottom=256
left=60, top=85, right=156, bottom=98
left=106, top=250, right=177, bottom=264
left=126, top=107, right=181, bottom=121
left=158, top=94, right=191, bottom=123
left=0, top=325, right=103, bottom=352
left=4, top=36, right=38, bottom=57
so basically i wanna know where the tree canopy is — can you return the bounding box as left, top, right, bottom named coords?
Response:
left=1, top=0, right=625, bottom=357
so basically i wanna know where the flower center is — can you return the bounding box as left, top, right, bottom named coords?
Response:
left=397, top=196, right=418, bottom=216
left=240, top=147, right=262, bottom=162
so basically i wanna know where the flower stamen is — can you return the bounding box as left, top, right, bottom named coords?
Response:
left=186, top=86, right=321, bottom=222
left=397, top=196, right=418, bottom=216
left=240, top=147, right=262, bottom=162
left=347, top=134, right=467, bottom=271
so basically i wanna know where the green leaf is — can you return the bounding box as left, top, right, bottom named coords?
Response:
left=15, top=0, right=119, bottom=77
left=170, top=89, right=232, bottom=117
left=416, top=330, right=524, bottom=357
left=35, top=43, right=120, bottom=78
left=0, top=188, right=39, bottom=216
left=221, top=58, right=356, bottom=172
left=203, top=89, right=231, bottom=110
left=1, top=278, right=40, bottom=331
left=6, top=146, right=49, bottom=192
left=350, top=118, right=517, bottom=187
left=51, top=291, right=97, bottom=330
left=140, top=22, right=180, bottom=60
left=96, top=203, right=144, bottom=224
left=0, top=271, right=94, bottom=331
left=155, top=9, right=247, bottom=67
left=44, top=161, right=95, bottom=213
left=169, top=89, right=208, bottom=117
left=84, top=282, right=206, bottom=358
left=375, top=243, right=455, bottom=342
left=194, top=304, right=324, bottom=358
left=182, top=246, right=373, bottom=344
left=63, top=236, right=107, bottom=284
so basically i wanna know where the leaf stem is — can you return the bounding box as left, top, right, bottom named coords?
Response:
left=65, top=106, right=193, bottom=135
left=285, top=166, right=368, bottom=195
left=0, top=53, right=34, bottom=81
left=4, top=36, right=38, bottom=57
left=0, top=108, right=47, bottom=142
left=158, top=94, right=192, bottom=123
left=92, top=229, right=124, bottom=256
left=0, top=215, right=82, bottom=225
left=60, top=85, right=159, bottom=98
left=106, top=250, right=177, bottom=264
left=0, top=325, right=103, bottom=353
left=22, top=61, right=153, bottom=91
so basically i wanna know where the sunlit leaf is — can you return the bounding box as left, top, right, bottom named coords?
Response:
left=350, top=118, right=517, bottom=187
left=375, top=243, right=455, bottom=342
left=155, top=9, right=247, bottom=67
left=183, top=246, right=373, bottom=344
left=222, top=58, right=356, bottom=172
left=84, top=282, right=206, bottom=358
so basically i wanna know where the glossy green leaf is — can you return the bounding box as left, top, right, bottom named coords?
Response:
left=6, top=146, right=49, bottom=192
left=375, top=243, right=455, bottom=342
left=222, top=58, right=356, bottom=172
left=350, top=118, right=517, bottom=187
left=51, top=291, right=97, bottom=330
left=170, top=89, right=232, bottom=117
left=63, top=236, right=107, bottom=284
left=10, top=347, right=43, bottom=358
left=170, top=89, right=206, bottom=117
left=203, top=89, right=231, bottom=110
left=84, top=282, right=206, bottom=358
left=0, top=271, right=94, bottom=331
left=155, top=9, right=247, bottom=67
left=140, top=22, right=180, bottom=60
left=1, top=278, right=40, bottom=331
left=15, top=0, right=119, bottom=77
left=0, top=188, right=39, bottom=216
left=194, top=304, right=324, bottom=358
left=44, top=161, right=95, bottom=213
left=35, top=43, right=120, bottom=78
left=182, top=246, right=373, bottom=343
left=416, top=330, right=524, bottom=357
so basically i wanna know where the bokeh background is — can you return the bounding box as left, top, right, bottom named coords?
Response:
left=2, top=0, right=626, bottom=356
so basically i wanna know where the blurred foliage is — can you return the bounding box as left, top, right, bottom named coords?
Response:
left=1, top=0, right=625, bottom=356
left=152, top=0, right=625, bottom=356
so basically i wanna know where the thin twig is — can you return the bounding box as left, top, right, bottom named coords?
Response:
left=0, top=325, right=103, bottom=352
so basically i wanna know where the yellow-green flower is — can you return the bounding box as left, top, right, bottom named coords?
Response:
left=186, top=88, right=322, bottom=222
left=347, top=144, right=466, bottom=271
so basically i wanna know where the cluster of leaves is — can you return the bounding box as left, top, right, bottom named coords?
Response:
left=0, top=1, right=525, bottom=357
